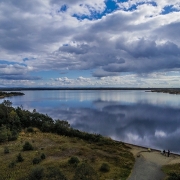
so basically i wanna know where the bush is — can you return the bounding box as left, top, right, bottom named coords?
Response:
left=0, top=125, right=8, bottom=142
left=73, top=163, right=98, bottom=180
left=40, top=153, right=46, bottom=160
left=45, top=166, right=67, bottom=180
left=100, top=163, right=110, bottom=172
left=23, top=141, right=34, bottom=151
left=33, top=157, right=41, bottom=165
left=68, top=156, right=80, bottom=165
left=168, top=172, right=180, bottom=180
left=28, top=166, right=44, bottom=180
left=27, top=127, right=34, bottom=132
left=9, top=161, right=16, bottom=168
left=4, top=146, right=9, bottom=154
left=8, top=129, right=18, bottom=141
left=16, top=153, right=24, bottom=162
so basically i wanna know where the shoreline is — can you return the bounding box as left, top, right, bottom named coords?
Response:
left=124, top=142, right=180, bottom=156
left=1, top=87, right=180, bottom=91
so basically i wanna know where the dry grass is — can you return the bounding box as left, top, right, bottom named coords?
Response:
left=0, top=128, right=134, bottom=180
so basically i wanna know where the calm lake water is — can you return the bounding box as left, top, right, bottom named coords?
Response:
left=1, top=90, right=180, bottom=153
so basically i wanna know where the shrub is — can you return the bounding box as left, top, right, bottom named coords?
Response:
left=23, top=141, right=34, bottom=151
left=16, top=153, right=24, bottom=162
left=68, top=156, right=80, bottom=165
left=0, top=125, right=8, bottom=142
left=45, top=166, right=67, bottom=180
left=8, top=129, right=19, bottom=141
left=9, top=161, right=16, bottom=168
left=100, top=163, right=110, bottom=172
left=4, top=146, right=10, bottom=154
left=27, top=127, right=34, bottom=132
left=33, top=157, right=41, bottom=165
left=40, top=153, right=46, bottom=160
left=168, top=172, right=180, bottom=180
left=28, top=166, right=44, bottom=180
left=73, top=163, right=98, bottom=180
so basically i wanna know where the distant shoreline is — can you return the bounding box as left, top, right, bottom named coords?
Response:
left=1, top=87, right=180, bottom=91
left=0, top=91, right=25, bottom=98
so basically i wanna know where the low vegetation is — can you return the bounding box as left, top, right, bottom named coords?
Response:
left=0, top=91, right=24, bottom=98
left=0, top=100, right=134, bottom=179
left=162, top=163, right=180, bottom=180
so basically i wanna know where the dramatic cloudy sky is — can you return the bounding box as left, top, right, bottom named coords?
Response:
left=0, top=0, right=180, bottom=87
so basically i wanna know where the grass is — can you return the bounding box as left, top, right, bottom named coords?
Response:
left=162, top=163, right=180, bottom=180
left=0, top=128, right=135, bottom=180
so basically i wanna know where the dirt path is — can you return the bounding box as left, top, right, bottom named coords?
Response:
left=127, top=145, right=180, bottom=180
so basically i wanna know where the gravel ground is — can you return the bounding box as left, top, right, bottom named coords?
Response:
left=127, top=155, right=165, bottom=180
left=126, top=144, right=180, bottom=180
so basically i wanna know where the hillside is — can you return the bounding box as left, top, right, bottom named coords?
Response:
left=0, top=128, right=134, bottom=180
left=0, top=100, right=134, bottom=180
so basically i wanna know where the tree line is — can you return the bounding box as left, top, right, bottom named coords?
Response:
left=0, top=100, right=105, bottom=143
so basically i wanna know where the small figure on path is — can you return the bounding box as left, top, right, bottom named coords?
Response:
left=167, top=150, right=170, bottom=157
left=163, top=150, right=166, bottom=156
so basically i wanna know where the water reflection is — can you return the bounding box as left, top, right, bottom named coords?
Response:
left=42, top=101, right=180, bottom=153
left=1, top=90, right=180, bottom=153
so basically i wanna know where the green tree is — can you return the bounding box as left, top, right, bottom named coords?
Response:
left=0, top=125, right=8, bottom=142
left=8, top=129, right=18, bottom=141
left=9, top=110, right=21, bottom=129
left=3, top=100, right=12, bottom=119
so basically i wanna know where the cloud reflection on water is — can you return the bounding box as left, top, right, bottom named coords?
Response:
left=37, top=100, right=180, bottom=153
left=1, top=90, right=180, bottom=153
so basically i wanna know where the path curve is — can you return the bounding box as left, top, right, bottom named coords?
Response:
left=127, top=145, right=180, bottom=180
left=127, top=154, right=165, bottom=180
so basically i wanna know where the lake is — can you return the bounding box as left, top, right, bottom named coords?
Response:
left=1, top=90, right=180, bottom=153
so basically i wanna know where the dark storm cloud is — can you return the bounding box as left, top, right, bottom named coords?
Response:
left=116, top=38, right=180, bottom=58
left=154, top=22, right=180, bottom=43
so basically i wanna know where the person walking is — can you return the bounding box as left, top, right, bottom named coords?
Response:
left=167, top=150, right=170, bottom=157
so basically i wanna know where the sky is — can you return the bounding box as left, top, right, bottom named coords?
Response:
left=0, top=0, right=180, bottom=87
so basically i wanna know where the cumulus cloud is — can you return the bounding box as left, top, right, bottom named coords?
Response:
left=0, top=0, right=180, bottom=86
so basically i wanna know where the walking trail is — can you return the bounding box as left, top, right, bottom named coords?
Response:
left=127, top=144, right=180, bottom=180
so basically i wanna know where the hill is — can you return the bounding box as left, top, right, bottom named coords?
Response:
left=0, top=100, right=134, bottom=180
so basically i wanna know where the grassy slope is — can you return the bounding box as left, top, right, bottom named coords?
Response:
left=162, top=163, right=180, bottom=180
left=0, top=128, right=134, bottom=180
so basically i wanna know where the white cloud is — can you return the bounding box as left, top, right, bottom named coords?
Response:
left=0, top=0, right=180, bottom=86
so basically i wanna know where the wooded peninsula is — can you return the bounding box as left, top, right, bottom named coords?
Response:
left=0, top=91, right=24, bottom=98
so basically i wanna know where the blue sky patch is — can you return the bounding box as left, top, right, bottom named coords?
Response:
left=73, top=0, right=119, bottom=20
left=161, top=5, right=179, bottom=15
left=72, top=0, right=158, bottom=20
left=122, top=1, right=157, bottom=11
left=59, top=4, right=68, bottom=12
left=0, top=60, right=26, bottom=66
